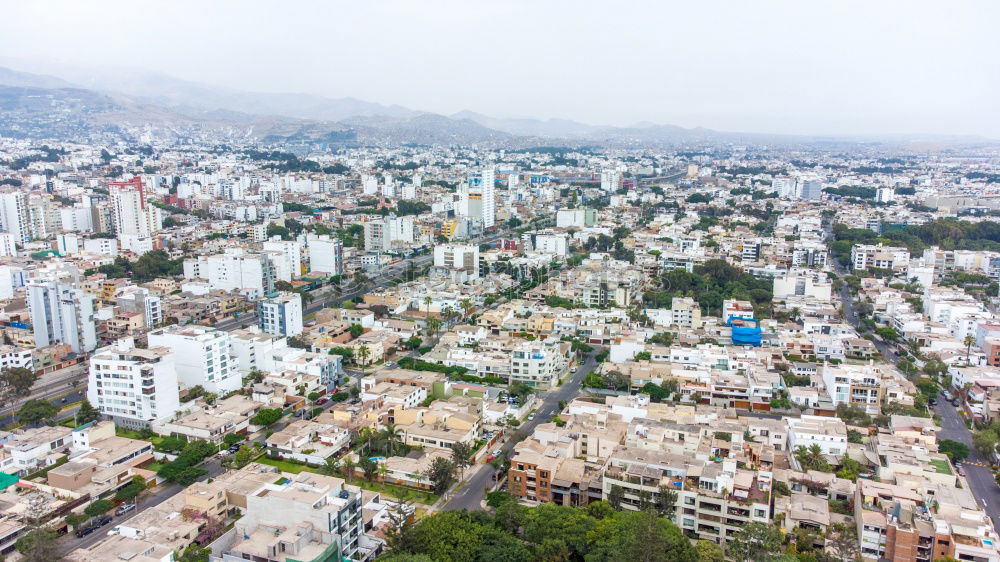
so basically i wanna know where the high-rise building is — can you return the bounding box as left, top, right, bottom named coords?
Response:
left=0, top=233, right=17, bottom=257
left=307, top=235, right=344, bottom=275
left=481, top=166, right=496, bottom=228
left=433, top=243, right=480, bottom=280
left=147, top=325, right=241, bottom=395
left=0, top=191, right=30, bottom=245
left=116, top=285, right=163, bottom=329
left=382, top=172, right=395, bottom=198
left=361, top=175, right=378, bottom=196
left=262, top=236, right=302, bottom=281
left=600, top=169, right=621, bottom=192
left=87, top=339, right=181, bottom=429
left=109, top=177, right=162, bottom=237
left=184, top=249, right=277, bottom=299
left=27, top=280, right=98, bottom=353
left=258, top=292, right=304, bottom=337
left=798, top=178, right=823, bottom=200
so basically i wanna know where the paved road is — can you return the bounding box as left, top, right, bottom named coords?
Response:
left=442, top=349, right=601, bottom=511
left=935, top=396, right=1000, bottom=531
left=60, top=457, right=226, bottom=553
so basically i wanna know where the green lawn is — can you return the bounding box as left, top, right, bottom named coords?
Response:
left=257, top=457, right=315, bottom=474
left=929, top=459, right=952, bottom=474
left=144, top=462, right=165, bottom=473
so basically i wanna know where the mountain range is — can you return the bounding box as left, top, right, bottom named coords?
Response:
left=0, top=60, right=992, bottom=148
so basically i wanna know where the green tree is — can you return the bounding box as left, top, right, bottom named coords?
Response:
left=427, top=456, right=456, bottom=494
left=654, top=485, right=678, bottom=518
left=973, top=429, right=998, bottom=458
left=251, top=408, right=283, bottom=427
left=939, top=439, right=970, bottom=462
left=696, top=539, right=725, bottom=562
left=77, top=398, right=101, bottom=424
left=350, top=323, right=364, bottom=339
left=450, top=441, right=474, bottom=479
left=727, top=521, right=784, bottom=562
left=84, top=499, right=115, bottom=518
left=15, top=528, right=61, bottom=562
left=17, top=399, right=60, bottom=425
left=607, top=484, right=625, bottom=510
left=2, top=367, right=38, bottom=398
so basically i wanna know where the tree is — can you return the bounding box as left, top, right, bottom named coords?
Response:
left=340, top=456, right=356, bottom=482
left=600, top=370, right=630, bottom=391
left=15, top=528, right=61, bottom=562
left=230, top=446, right=257, bottom=469
left=251, top=408, right=283, bottom=427
left=428, top=456, right=456, bottom=494
left=827, top=522, right=860, bottom=561
left=939, top=439, right=970, bottom=462
left=115, top=475, right=148, bottom=503
left=965, top=334, right=976, bottom=364
left=654, top=485, right=678, bottom=518
left=318, top=457, right=340, bottom=476
left=356, top=345, right=371, bottom=368
left=727, top=521, right=784, bottom=562
left=404, top=336, right=423, bottom=350
left=795, top=444, right=831, bottom=472
left=350, top=323, right=364, bottom=339
left=287, top=335, right=310, bottom=349
left=2, top=367, right=38, bottom=398
left=77, top=398, right=101, bottom=424
left=84, top=499, right=115, bottom=518
left=450, top=442, right=474, bottom=479
left=359, top=455, right=379, bottom=482
left=17, top=399, right=60, bottom=426
left=696, top=539, right=725, bottom=562
left=608, top=484, right=625, bottom=510
left=973, top=429, right=998, bottom=458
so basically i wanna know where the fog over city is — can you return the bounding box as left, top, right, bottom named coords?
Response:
left=1, top=0, right=997, bottom=137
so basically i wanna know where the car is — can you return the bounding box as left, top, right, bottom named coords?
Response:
left=527, top=413, right=535, bottom=421
left=942, top=390, right=953, bottom=401
left=229, top=444, right=242, bottom=452
left=952, top=398, right=961, bottom=407
left=95, top=515, right=113, bottom=526
left=75, top=525, right=97, bottom=538
left=493, top=449, right=503, bottom=458
left=316, top=398, right=328, bottom=405
left=929, top=398, right=937, bottom=406
left=115, top=504, right=136, bottom=517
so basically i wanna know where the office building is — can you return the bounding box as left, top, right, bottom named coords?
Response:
left=109, top=177, right=162, bottom=237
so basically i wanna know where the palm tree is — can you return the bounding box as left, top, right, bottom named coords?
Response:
left=380, top=424, right=404, bottom=456
left=423, top=295, right=432, bottom=316
left=459, top=299, right=472, bottom=319
left=964, top=335, right=976, bottom=365
left=356, top=345, right=371, bottom=370
left=340, top=456, right=356, bottom=483
left=376, top=463, right=390, bottom=483
left=319, top=457, right=340, bottom=476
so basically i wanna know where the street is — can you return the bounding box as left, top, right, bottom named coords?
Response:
left=60, top=457, right=226, bottom=553
left=935, top=396, right=1000, bottom=531
left=442, top=348, right=601, bottom=511
left=825, top=223, right=999, bottom=531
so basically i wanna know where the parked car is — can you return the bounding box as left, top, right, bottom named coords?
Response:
left=527, top=413, right=535, bottom=421
left=316, top=398, right=328, bottom=405
left=95, top=515, right=112, bottom=527
left=952, top=398, right=961, bottom=407
left=115, top=504, right=136, bottom=517
left=75, top=525, right=97, bottom=538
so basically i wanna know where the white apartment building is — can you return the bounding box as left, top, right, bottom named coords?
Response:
left=821, top=363, right=883, bottom=415
left=433, top=243, right=480, bottom=281
left=147, top=325, right=241, bottom=395
left=851, top=244, right=910, bottom=271
left=532, top=233, right=568, bottom=257
left=0, top=233, right=17, bottom=257
left=116, top=286, right=163, bottom=329
left=785, top=415, right=848, bottom=458
left=257, top=292, right=303, bottom=337
left=0, top=191, right=30, bottom=245
left=600, top=169, right=621, bottom=192
left=481, top=166, right=496, bottom=228
left=307, top=234, right=344, bottom=275
left=109, top=180, right=161, bottom=237
left=27, top=280, right=97, bottom=353
left=773, top=270, right=833, bottom=302
left=262, top=236, right=302, bottom=281
left=509, top=340, right=567, bottom=388
left=184, top=248, right=276, bottom=299
left=87, top=339, right=182, bottom=429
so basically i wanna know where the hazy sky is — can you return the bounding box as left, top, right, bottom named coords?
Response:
left=1, top=0, right=998, bottom=137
